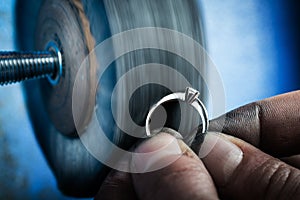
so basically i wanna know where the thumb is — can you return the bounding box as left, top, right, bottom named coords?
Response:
left=131, top=131, right=218, bottom=200
left=201, top=132, right=300, bottom=200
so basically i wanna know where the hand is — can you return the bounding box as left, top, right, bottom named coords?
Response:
left=95, top=91, right=300, bottom=200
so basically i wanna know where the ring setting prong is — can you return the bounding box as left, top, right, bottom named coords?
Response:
left=185, top=87, right=200, bottom=104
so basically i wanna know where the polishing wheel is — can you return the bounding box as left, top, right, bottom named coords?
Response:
left=16, top=0, right=206, bottom=197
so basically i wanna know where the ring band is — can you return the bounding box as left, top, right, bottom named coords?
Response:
left=145, top=87, right=209, bottom=137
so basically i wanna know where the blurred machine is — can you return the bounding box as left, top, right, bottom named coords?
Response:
left=11, top=0, right=206, bottom=197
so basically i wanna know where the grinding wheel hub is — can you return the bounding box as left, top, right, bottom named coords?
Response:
left=36, top=0, right=93, bottom=136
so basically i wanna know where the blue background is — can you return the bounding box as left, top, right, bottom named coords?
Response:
left=0, top=0, right=299, bottom=199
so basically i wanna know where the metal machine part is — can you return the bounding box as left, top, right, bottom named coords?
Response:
left=15, top=0, right=207, bottom=197
left=0, top=42, right=62, bottom=85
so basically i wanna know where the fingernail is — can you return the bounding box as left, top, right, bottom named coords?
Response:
left=201, top=132, right=243, bottom=185
left=131, top=133, right=182, bottom=173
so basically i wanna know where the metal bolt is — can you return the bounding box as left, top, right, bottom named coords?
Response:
left=0, top=42, right=63, bottom=85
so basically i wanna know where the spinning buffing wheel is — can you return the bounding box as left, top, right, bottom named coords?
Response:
left=16, top=0, right=206, bottom=197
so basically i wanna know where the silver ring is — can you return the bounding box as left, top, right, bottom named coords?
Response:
left=145, top=87, right=209, bottom=137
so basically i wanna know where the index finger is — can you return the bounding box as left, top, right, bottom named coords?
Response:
left=209, top=90, right=300, bottom=157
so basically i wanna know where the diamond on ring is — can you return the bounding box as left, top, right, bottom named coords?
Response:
left=185, top=87, right=200, bottom=104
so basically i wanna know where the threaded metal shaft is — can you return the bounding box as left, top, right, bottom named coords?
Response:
left=0, top=51, right=58, bottom=85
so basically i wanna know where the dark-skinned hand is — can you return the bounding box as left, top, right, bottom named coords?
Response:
left=95, top=91, right=300, bottom=200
